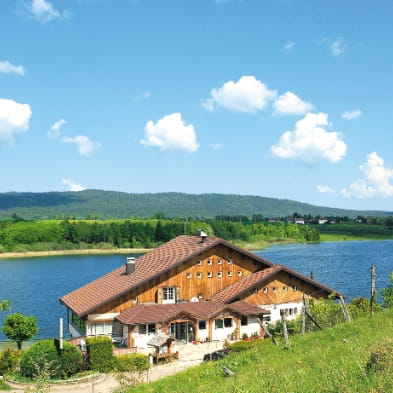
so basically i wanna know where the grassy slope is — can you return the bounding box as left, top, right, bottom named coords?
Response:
left=133, top=310, right=393, bottom=393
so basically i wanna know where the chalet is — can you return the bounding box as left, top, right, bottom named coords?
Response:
left=60, top=234, right=341, bottom=349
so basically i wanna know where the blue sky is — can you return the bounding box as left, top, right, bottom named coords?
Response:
left=1, top=0, right=393, bottom=212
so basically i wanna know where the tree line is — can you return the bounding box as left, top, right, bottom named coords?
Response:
left=0, top=218, right=320, bottom=252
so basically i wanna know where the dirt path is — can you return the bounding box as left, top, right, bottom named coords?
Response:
left=7, top=342, right=224, bottom=393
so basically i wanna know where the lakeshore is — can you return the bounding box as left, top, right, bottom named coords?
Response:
left=0, top=247, right=150, bottom=259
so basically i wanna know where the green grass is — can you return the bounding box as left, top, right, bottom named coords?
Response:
left=132, top=310, right=393, bottom=393
left=0, top=379, right=11, bottom=391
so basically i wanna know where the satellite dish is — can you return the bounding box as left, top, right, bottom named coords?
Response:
left=191, top=297, right=199, bottom=303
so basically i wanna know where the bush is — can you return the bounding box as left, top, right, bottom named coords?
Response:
left=86, top=336, right=115, bottom=372
left=226, top=339, right=267, bottom=353
left=20, top=339, right=83, bottom=379
left=114, top=354, right=149, bottom=372
left=0, top=349, right=21, bottom=375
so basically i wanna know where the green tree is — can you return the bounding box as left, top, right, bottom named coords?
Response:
left=2, top=313, right=38, bottom=349
left=381, top=272, right=393, bottom=308
left=0, top=300, right=11, bottom=312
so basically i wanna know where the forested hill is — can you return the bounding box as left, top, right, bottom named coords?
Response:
left=0, top=190, right=388, bottom=220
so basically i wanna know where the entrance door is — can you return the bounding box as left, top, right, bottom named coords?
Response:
left=169, top=322, right=194, bottom=343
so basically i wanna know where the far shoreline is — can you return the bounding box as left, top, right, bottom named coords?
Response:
left=0, top=247, right=151, bottom=259
left=1, top=235, right=393, bottom=259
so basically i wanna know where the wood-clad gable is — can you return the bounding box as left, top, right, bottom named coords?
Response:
left=93, top=244, right=264, bottom=314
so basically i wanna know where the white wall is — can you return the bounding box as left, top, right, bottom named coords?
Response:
left=261, top=302, right=303, bottom=324
left=239, top=317, right=260, bottom=338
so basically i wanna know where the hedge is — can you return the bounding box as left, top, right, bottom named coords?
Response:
left=86, top=336, right=115, bottom=372
left=114, top=354, right=150, bottom=372
left=19, top=339, right=83, bottom=379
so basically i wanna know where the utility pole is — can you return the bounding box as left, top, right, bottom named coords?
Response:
left=370, top=264, right=376, bottom=314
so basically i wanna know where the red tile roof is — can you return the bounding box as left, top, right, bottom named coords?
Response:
left=60, top=235, right=274, bottom=317
left=212, top=264, right=342, bottom=303
left=115, top=300, right=268, bottom=325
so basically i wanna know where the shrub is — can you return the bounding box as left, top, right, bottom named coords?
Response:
left=86, top=336, right=115, bottom=372
left=20, top=339, right=83, bottom=379
left=226, top=339, right=267, bottom=353
left=0, top=349, right=21, bottom=375
left=114, top=354, right=149, bottom=372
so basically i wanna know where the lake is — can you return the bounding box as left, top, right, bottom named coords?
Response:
left=0, top=240, right=392, bottom=341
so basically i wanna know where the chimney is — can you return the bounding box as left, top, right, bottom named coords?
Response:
left=198, top=229, right=208, bottom=243
left=126, top=257, right=136, bottom=275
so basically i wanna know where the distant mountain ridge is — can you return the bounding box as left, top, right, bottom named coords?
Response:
left=0, top=190, right=389, bottom=220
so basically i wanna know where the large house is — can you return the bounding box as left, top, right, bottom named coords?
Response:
left=60, top=234, right=340, bottom=349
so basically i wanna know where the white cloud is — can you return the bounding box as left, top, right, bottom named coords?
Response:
left=341, top=152, right=393, bottom=199
left=0, top=60, right=25, bottom=76
left=330, top=38, right=346, bottom=56
left=202, top=75, right=277, bottom=113
left=271, top=112, right=347, bottom=163
left=341, top=109, right=362, bottom=120
left=62, top=178, right=86, bottom=192
left=210, top=143, right=223, bottom=150
left=47, top=118, right=66, bottom=138
left=29, top=0, right=68, bottom=22
left=273, top=91, right=314, bottom=115
left=317, top=185, right=335, bottom=194
left=141, top=112, right=198, bottom=153
left=133, top=91, right=151, bottom=101
left=62, top=135, right=101, bottom=156
left=282, top=41, right=295, bottom=53
left=0, top=98, right=32, bottom=143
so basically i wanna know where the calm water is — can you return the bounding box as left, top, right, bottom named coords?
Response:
left=0, top=241, right=392, bottom=341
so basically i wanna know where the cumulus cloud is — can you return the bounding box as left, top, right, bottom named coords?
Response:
left=341, top=152, right=393, bottom=199
left=141, top=112, right=198, bottom=153
left=282, top=41, right=295, bottom=53
left=62, top=178, right=86, bottom=192
left=330, top=38, right=346, bottom=56
left=317, top=185, right=335, bottom=194
left=0, top=98, right=32, bottom=143
left=47, top=118, right=66, bottom=138
left=62, top=135, right=101, bottom=156
left=341, top=109, right=362, bottom=120
left=202, top=75, right=277, bottom=113
left=29, top=0, right=68, bottom=22
left=273, top=91, right=314, bottom=115
left=271, top=112, right=347, bottom=163
left=0, top=60, right=25, bottom=76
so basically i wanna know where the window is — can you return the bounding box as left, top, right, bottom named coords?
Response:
left=207, top=272, right=213, bottom=278
left=227, top=259, right=233, bottom=265
left=198, top=293, right=204, bottom=299
left=199, top=320, right=206, bottom=330
left=292, top=285, right=298, bottom=291
left=86, top=322, right=112, bottom=336
left=294, top=308, right=298, bottom=315
left=224, top=318, right=232, bottom=328
left=207, top=259, right=213, bottom=265
left=273, top=287, right=278, bottom=293
left=283, top=286, right=287, bottom=292
left=215, top=319, right=223, bottom=329
left=138, top=324, right=156, bottom=335
left=217, top=271, right=223, bottom=278
left=238, top=271, right=243, bottom=277
left=252, top=287, right=258, bottom=294
left=241, top=316, right=248, bottom=326
left=196, top=260, right=202, bottom=266
left=217, top=259, right=223, bottom=265
left=227, top=271, right=233, bottom=277
left=263, top=287, right=268, bottom=294
left=186, top=273, right=192, bottom=279
left=197, top=272, right=203, bottom=279
left=163, top=287, right=176, bottom=304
